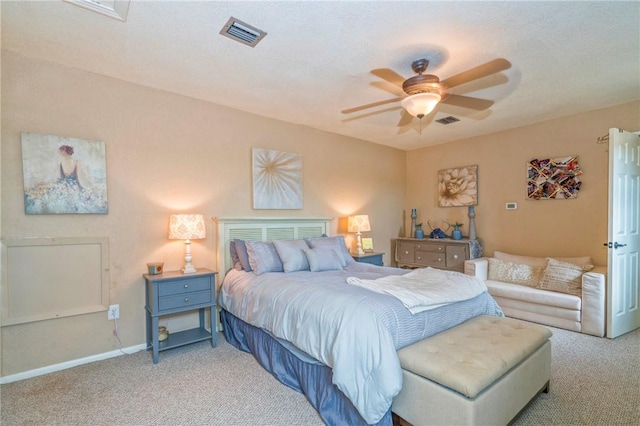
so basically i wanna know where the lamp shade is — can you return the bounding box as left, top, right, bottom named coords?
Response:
left=347, top=215, right=371, bottom=233
left=401, top=91, right=441, bottom=119
left=168, top=214, right=206, bottom=240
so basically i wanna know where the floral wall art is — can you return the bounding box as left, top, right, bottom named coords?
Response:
left=438, top=165, right=478, bottom=207
left=21, top=133, right=108, bottom=214
left=527, top=156, right=582, bottom=200
left=252, top=148, right=303, bottom=209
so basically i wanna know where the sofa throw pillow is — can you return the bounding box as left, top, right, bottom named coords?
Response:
left=538, top=258, right=584, bottom=296
left=304, top=248, right=344, bottom=272
left=487, top=258, right=544, bottom=287
left=273, top=239, right=310, bottom=272
left=244, top=240, right=284, bottom=275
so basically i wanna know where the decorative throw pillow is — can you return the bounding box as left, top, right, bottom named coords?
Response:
left=304, top=248, right=344, bottom=272
left=233, top=239, right=252, bottom=272
left=305, top=236, right=353, bottom=265
left=487, top=258, right=544, bottom=287
left=538, top=258, right=584, bottom=296
left=273, top=239, right=310, bottom=272
left=244, top=240, right=284, bottom=275
left=229, top=240, right=243, bottom=271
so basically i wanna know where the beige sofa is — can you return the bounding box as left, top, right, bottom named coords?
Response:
left=464, top=251, right=606, bottom=337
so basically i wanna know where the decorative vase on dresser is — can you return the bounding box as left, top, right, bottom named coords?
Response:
left=451, top=224, right=463, bottom=240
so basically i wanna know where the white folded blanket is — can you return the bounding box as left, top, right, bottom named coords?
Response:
left=346, top=267, right=488, bottom=314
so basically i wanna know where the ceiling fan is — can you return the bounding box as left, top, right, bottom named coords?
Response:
left=342, top=58, right=512, bottom=124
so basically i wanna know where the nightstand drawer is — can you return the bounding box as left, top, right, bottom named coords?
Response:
left=158, top=277, right=211, bottom=296
left=414, top=251, right=445, bottom=267
left=159, top=290, right=212, bottom=311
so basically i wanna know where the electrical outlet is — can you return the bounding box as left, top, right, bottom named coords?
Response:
left=108, top=304, right=120, bottom=320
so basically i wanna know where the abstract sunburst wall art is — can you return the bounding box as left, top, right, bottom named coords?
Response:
left=527, top=156, right=582, bottom=200
left=438, top=165, right=478, bottom=207
left=252, top=148, right=303, bottom=209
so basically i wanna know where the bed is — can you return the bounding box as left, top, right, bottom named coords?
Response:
left=214, top=217, right=503, bottom=426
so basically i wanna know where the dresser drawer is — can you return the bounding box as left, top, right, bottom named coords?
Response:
left=396, top=241, right=415, bottom=263
left=415, top=243, right=445, bottom=253
left=414, top=251, right=445, bottom=267
left=446, top=245, right=468, bottom=269
left=158, top=277, right=211, bottom=296
left=159, top=290, right=212, bottom=311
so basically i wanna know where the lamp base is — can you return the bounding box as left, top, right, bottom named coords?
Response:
left=181, top=264, right=197, bottom=274
left=356, top=232, right=365, bottom=255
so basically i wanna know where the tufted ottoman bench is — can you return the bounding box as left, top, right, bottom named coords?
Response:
left=392, top=315, right=552, bottom=426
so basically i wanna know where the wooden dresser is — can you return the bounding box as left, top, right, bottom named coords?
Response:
left=395, top=238, right=483, bottom=272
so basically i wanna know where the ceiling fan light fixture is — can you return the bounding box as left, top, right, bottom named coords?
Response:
left=401, top=91, right=441, bottom=119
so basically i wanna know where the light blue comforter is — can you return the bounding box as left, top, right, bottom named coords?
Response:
left=218, top=263, right=503, bottom=424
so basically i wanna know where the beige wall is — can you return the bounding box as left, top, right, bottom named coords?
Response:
left=405, top=100, right=640, bottom=267
left=2, top=49, right=638, bottom=378
left=0, top=51, right=406, bottom=376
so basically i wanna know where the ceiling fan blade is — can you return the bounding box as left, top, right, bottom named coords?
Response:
left=440, top=94, right=494, bottom=110
left=341, top=97, right=403, bottom=114
left=440, top=58, right=511, bottom=89
left=371, top=68, right=405, bottom=88
left=397, top=110, right=414, bottom=127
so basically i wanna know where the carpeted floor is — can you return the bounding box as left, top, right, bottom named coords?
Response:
left=1, top=326, right=639, bottom=425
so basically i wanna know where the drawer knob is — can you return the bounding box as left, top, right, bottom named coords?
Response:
left=417, top=256, right=422, bottom=260
left=438, top=247, right=443, bottom=251
left=453, top=255, right=459, bottom=260
left=405, top=250, right=409, bottom=255
left=438, top=258, right=442, bottom=262
left=184, top=284, right=189, bottom=289
left=184, top=298, right=189, bottom=303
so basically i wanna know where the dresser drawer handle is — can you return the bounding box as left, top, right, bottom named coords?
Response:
left=184, top=298, right=189, bottom=303
left=417, top=256, right=422, bottom=260
left=438, top=258, right=442, bottom=262
left=438, top=247, right=443, bottom=251
left=453, top=255, right=459, bottom=260
left=184, top=284, right=189, bottom=289
left=405, top=250, right=409, bottom=255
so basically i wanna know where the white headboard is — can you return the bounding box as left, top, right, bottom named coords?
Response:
left=213, top=217, right=333, bottom=278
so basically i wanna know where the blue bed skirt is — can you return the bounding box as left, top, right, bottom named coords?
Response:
left=221, top=310, right=392, bottom=426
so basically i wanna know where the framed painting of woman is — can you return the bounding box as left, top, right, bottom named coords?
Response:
left=21, top=133, right=108, bottom=214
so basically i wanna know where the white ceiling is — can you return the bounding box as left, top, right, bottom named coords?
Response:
left=2, top=1, right=639, bottom=151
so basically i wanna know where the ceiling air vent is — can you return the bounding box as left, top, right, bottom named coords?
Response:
left=435, top=116, right=461, bottom=125
left=220, top=17, right=267, bottom=47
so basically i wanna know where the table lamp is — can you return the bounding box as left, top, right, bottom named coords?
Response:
left=168, top=214, right=206, bottom=274
left=348, top=214, right=371, bottom=255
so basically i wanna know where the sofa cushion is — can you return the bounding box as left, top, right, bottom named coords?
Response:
left=538, top=258, right=584, bottom=296
left=486, top=280, right=581, bottom=310
left=488, top=258, right=544, bottom=287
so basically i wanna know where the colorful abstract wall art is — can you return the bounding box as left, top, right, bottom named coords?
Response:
left=527, top=156, right=582, bottom=200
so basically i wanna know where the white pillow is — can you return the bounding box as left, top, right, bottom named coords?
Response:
left=273, top=239, right=310, bottom=272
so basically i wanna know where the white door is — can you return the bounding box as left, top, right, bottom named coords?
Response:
left=606, top=128, right=640, bottom=338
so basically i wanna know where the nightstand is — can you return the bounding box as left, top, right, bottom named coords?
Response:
left=143, top=268, right=217, bottom=364
left=351, top=252, right=384, bottom=266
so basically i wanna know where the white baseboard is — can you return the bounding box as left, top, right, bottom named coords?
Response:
left=0, top=343, right=147, bottom=384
